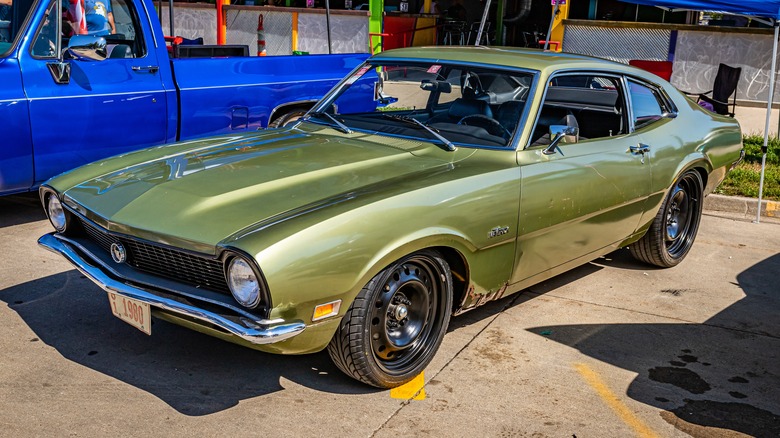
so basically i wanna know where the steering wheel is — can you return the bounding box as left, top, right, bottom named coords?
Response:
left=458, top=115, right=511, bottom=139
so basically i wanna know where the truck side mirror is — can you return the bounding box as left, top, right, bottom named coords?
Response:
left=66, top=35, right=108, bottom=61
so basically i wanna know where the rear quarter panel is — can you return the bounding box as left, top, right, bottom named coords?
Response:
left=636, top=84, right=742, bottom=231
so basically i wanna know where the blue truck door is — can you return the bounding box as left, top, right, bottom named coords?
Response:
left=19, top=0, right=168, bottom=186
left=0, top=59, right=34, bottom=195
left=0, top=0, right=35, bottom=195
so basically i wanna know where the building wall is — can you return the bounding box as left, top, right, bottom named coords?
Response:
left=296, top=12, right=369, bottom=54
left=160, top=4, right=218, bottom=45
left=674, top=30, right=778, bottom=103
left=563, top=20, right=780, bottom=105
left=159, top=3, right=369, bottom=56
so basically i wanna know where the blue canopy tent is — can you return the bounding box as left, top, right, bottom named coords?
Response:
left=621, top=0, right=780, bottom=223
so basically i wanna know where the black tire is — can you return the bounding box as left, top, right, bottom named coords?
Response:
left=269, top=109, right=308, bottom=128
left=327, top=250, right=453, bottom=388
left=630, top=169, right=704, bottom=267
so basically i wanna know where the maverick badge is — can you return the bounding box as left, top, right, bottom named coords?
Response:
left=488, top=226, right=509, bottom=239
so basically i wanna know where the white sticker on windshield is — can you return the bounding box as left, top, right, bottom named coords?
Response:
left=346, top=66, right=372, bottom=84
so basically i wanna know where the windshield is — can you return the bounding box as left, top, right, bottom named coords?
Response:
left=306, top=60, right=535, bottom=149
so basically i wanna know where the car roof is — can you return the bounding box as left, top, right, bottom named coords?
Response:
left=371, top=46, right=633, bottom=76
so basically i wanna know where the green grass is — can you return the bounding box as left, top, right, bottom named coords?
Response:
left=714, top=135, right=780, bottom=201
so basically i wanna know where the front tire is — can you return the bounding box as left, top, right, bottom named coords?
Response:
left=327, top=250, right=453, bottom=388
left=630, top=169, right=704, bottom=267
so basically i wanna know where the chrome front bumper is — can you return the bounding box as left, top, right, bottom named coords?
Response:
left=38, top=233, right=306, bottom=345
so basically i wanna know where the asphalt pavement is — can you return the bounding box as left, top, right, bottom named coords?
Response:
left=0, top=192, right=778, bottom=438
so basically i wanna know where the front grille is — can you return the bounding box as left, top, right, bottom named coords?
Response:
left=78, top=218, right=230, bottom=294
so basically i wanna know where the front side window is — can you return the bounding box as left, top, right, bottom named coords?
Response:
left=308, top=61, right=534, bottom=149
left=31, top=0, right=145, bottom=59
left=529, top=73, right=627, bottom=147
left=31, top=0, right=57, bottom=57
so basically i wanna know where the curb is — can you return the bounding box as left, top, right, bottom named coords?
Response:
left=704, top=194, right=780, bottom=219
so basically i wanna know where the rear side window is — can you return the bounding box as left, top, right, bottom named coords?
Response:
left=628, top=79, right=667, bottom=130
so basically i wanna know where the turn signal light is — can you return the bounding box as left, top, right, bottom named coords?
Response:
left=312, top=300, right=341, bottom=321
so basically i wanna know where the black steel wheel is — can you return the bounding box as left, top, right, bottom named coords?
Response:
left=327, top=250, right=453, bottom=388
left=269, top=109, right=308, bottom=128
left=630, top=169, right=704, bottom=267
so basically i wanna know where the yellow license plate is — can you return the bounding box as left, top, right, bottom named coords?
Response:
left=107, top=292, right=151, bottom=335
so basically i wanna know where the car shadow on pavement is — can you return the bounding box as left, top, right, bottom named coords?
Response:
left=0, top=271, right=376, bottom=416
left=527, top=252, right=780, bottom=437
left=447, top=259, right=606, bottom=332
left=0, top=193, right=45, bottom=228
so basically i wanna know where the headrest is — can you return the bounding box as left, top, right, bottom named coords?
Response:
left=448, top=98, right=492, bottom=120
left=559, top=113, right=578, bottom=129
left=108, top=44, right=132, bottom=58
left=496, top=100, right=523, bottom=128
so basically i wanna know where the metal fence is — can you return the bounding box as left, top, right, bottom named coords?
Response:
left=563, top=24, right=671, bottom=63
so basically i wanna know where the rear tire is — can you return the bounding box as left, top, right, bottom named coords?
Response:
left=327, top=250, right=453, bottom=388
left=269, top=109, right=308, bottom=128
left=630, top=169, right=703, bottom=267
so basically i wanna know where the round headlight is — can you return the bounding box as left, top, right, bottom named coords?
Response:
left=227, top=257, right=261, bottom=308
left=47, top=195, right=67, bottom=232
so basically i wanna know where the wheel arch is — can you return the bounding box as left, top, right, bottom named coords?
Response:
left=429, top=245, right=470, bottom=314
left=636, top=155, right=711, bottom=239
left=352, top=232, right=475, bottom=316
left=268, top=101, right=316, bottom=126
left=666, top=154, right=712, bottom=196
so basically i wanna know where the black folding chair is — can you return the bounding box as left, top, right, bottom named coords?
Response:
left=687, top=63, right=742, bottom=117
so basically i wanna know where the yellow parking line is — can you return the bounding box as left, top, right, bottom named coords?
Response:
left=574, top=363, right=660, bottom=438
left=389, top=372, right=426, bottom=400
left=767, top=201, right=779, bottom=217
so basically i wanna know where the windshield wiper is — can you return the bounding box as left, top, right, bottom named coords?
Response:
left=306, top=112, right=352, bottom=134
left=383, top=114, right=456, bottom=152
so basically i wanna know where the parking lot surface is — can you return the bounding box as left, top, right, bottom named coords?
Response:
left=1, top=193, right=778, bottom=437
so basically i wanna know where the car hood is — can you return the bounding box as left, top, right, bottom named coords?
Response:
left=61, top=127, right=468, bottom=252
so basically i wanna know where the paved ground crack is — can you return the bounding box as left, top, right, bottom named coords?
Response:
left=368, top=293, right=524, bottom=438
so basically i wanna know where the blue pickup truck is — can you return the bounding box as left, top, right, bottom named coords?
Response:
left=0, top=0, right=368, bottom=195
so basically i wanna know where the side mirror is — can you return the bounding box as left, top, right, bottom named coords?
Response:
left=375, top=82, right=399, bottom=106
left=543, top=125, right=579, bottom=155
left=66, top=35, right=108, bottom=61
left=420, top=79, right=452, bottom=93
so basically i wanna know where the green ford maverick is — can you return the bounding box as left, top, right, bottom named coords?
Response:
left=38, top=47, right=743, bottom=388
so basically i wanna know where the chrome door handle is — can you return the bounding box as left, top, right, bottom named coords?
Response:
left=630, top=143, right=650, bottom=154
left=132, top=65, right=159, bottom=74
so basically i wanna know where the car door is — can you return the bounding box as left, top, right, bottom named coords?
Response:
left=512, top=72, right=652, bottom=284
left=19, top=0, right=168, bottom=186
